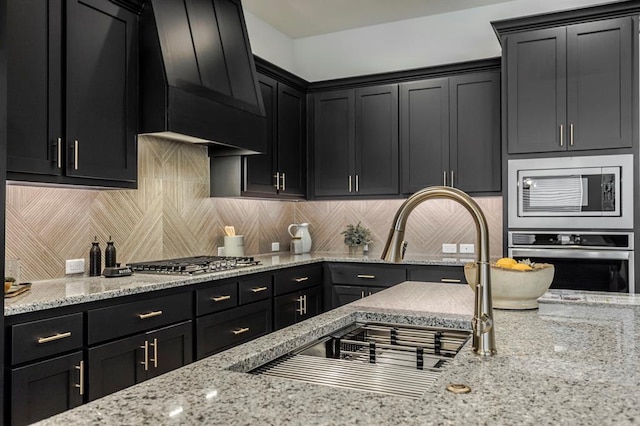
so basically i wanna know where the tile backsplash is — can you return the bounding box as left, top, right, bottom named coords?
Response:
left=5, top=136, right=502, bottom=282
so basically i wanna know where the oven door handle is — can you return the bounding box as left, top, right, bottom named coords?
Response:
left=510, top=248, right=631, bottom=261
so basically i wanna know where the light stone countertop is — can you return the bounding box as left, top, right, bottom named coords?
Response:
left=4, top=252, right=473, bottom=316
left=34, top=282, right=640, bottom=425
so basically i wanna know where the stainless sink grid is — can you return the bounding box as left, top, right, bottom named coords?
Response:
left=251, top=322, right=471, bottom=399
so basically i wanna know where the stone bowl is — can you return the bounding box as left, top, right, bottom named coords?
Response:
left=464, top=262, right=555, bottom=310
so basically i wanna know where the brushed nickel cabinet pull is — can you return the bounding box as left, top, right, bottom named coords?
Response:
left=251, top=286, right=268, bottom=293
left=570, top=124, right=574, bottom=146
left=296, top=296, right=304, bottom=314
left=140, top=341, right=149, bottom=371
left=443, top=170, right=447, bottom=186
left=302, top=295, right=307, bottom=315
left=355, top=174, right=359, bottom=192
left=74, top=140, right=79, bottom=170
left=357, top=274, right=376, bottom=279
left=361, top=291, right=365, bottom=298
left=441, top=278, right=462, bottom=283
left=38, top=331, right=72, bottom=344
left=138, top=310, right=163, bottom=319
left=450, top=170, right=454, bottom=188
left=149, top=338, right=158, bottom=368
left=348, top=175, right=352, bottom=192
left=281, top=172, right=286, bottom=192
left=57, top=137, right=62, bottom=168
left=294, top=277, right=309, bottom=283
left=232, top=327, right=250, bottom=335
left=559, top=124, right=564, bottom=147
left=368, top=292, right=372, bottom=296
left=274, top=172, right=280, bottom=190
left=75, top=360, right=84, bottom=396
left=212, top=295, right=231, bottom=302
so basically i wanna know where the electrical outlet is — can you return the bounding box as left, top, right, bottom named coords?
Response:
left=460, top=243, right=475, bottom=254
left=271, top=242, right=280, bottom=252
left=442, top=243, right=457, bottom=254
left=65, top=259, right=85, bottom=274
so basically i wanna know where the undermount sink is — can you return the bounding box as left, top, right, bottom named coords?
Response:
left=250, top=322, right=471, bottom=399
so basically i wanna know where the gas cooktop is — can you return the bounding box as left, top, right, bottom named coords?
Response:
left=127, top=255, right=260, bottom=275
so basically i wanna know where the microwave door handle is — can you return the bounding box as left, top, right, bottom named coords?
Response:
left=510, top=248, right=630, bottom=261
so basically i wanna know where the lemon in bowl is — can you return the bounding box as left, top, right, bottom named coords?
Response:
left=464, top=258, right=554, bottom=310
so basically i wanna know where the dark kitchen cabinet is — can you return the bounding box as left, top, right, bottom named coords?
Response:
left=331, top=285, right=383, bottom=308
left=400, top=71, right=500, bottom=194
left=87, top=321, right=192, bottom=401
left=243, top=72, right=306, bottom=198
left=6, top=0, right=137, bottom=187
left=406, top=265, right=467, bottom=284
left=273, top=286, right=321, bottom=330
left=313, top=84, right=399, bottom=197
left=505, top=17, right=634, bottom=153
left=10, top=351, right=84, bottom=426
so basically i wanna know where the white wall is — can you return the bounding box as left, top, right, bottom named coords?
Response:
left=244, top=0, right=623, bottom=82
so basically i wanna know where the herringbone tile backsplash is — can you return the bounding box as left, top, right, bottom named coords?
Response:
left=5, top=136, right=502, bottom=281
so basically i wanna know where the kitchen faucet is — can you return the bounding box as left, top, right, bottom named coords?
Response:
left=381, top=186, right=496, bottom=356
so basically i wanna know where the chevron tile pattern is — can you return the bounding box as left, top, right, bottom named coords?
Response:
left=5, top=135, right=502, bottom=282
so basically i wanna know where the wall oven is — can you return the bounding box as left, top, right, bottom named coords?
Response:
left=508, top=231, right=634, bottom=294
left=508, top=154, right=633, bottom=229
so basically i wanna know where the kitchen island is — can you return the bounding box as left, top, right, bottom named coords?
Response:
left=34, top=282, right=640, bottom=425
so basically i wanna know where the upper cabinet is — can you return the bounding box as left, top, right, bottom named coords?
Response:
left=498, top=10, right=638, bottom=154
left=243, top=69, right=307, bottom=199
left=6, top=0, right=138, bottom=187
left=400, top=71, right=501, bottom=194
left=312, top=84, right=399, bottom=197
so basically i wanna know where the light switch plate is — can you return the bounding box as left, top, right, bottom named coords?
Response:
left=271, top=242, right=280, bottom=252
left=460, top=244, right=475, bottom=254
left=65, top=259, right=85, bottom=274
left=442, top=243, right=457, bottom=254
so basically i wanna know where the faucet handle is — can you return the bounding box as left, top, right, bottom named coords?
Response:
left=401, top=241, right=408, bottom=259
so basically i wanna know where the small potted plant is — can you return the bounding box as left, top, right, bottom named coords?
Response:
left=341, top=222, right=372, bottom=255
left=4, top=276, right=16, bottom=293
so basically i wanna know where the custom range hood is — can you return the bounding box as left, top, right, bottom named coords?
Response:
left=139, top=0, right=266, bottom=156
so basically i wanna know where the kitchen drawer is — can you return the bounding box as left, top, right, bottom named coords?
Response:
left=326, top=263, right=406, bottom=288
left=196, top=280, right=238, bottom=316
left=196, top=299, right=272, bottom=359
left=406, top=265, right=466, bottom=284
left=239, top=275, right=272, bottom=305
left=274, top=264, right=322, bottom=295
left=88, top=292, right=191, bottom=345
left=11, top=313, right=84, bottom=365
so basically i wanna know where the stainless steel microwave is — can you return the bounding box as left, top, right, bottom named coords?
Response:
left=508, top=155, right=634, bottom=229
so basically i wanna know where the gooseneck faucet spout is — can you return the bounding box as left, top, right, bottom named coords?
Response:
left=381, top=186, right=496, bottom=356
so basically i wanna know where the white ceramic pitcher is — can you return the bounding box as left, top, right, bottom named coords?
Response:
left=288, top=223, right=312, bottom=254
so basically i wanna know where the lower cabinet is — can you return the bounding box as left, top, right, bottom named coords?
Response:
left=273, top=286, right=321, bottom=330
left=406, top=265, right=466, bottom=284
left=331, top=285, right=384, bottom=308
left=196, top=299, right=272, bottom=360
left=87, top=321, right=192, bottom=401
left=10, top=351, right=84, bottom=426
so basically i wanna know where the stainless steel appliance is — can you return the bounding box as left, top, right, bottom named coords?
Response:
left=508, top=231, right=634, bottom=293
left=127, top=255, right=260, bottom=275
left=251, top=322, right=471, bottom=399
left=508, top=154, right=633, bottom=229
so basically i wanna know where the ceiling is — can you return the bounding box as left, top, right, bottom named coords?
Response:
left=241, top=0, right=517, bottom=39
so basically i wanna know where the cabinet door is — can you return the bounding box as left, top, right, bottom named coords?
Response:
left=506, top=27, right=567, bottom=154
left=355, top=84, right=399, bottom=195
left=145, top=321, right=193, bottom=380
left=87, top=334, right=146, bottom=401
left=566, top=18, right=633, bottom=151
left=406, top=265, right=466, bottom=284
left=313, top=90, right=355, bottom=196
left=277, top=83, right=307, bottom=198
left=66, top=0, right=137, bottom=182
left=11, top=351, right=83, bottom=426
left=400, top=78, right=449, bottom=193
left=244, top=73, right=277, bottom=196
left=297, top=285, right=321, bottom=322
left=6, top=0, right=63, bottom=176
left=332, top=285, right=365, bottom=309
left=274, top=286, right=321, bottom=330
left=449, top=71, right=501, bottom=193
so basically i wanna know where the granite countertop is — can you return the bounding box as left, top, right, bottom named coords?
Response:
left=35, top=282, right=640, bottom=425
left=4, top=252, right=473, bottom=316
